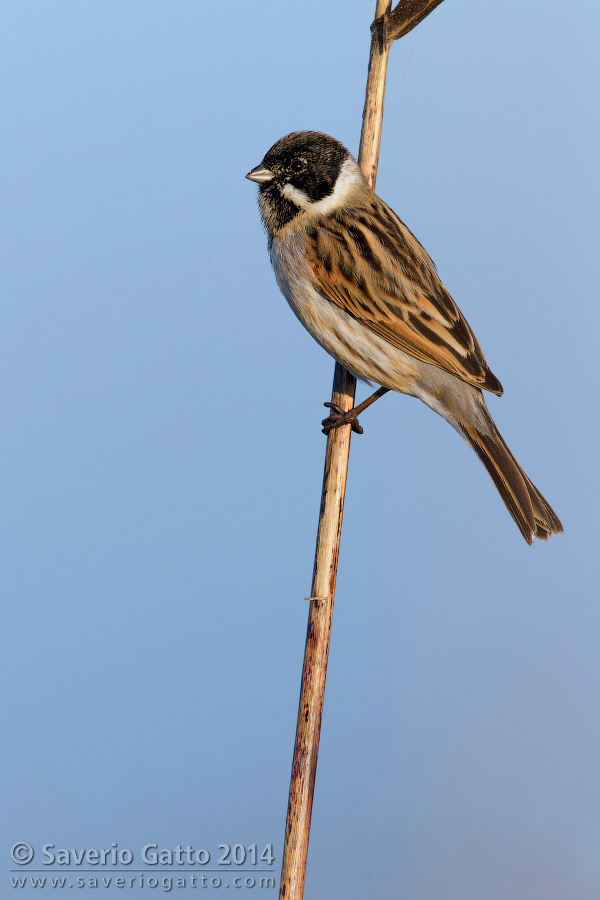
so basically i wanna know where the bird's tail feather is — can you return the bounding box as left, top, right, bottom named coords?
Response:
left=461, top=409, right=563, bottom=545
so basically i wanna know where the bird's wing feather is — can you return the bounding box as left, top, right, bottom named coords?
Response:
left=304, top=198, right=503, bottom=395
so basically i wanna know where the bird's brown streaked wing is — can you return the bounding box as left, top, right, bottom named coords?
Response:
left=304, top=199, right=504, bottom=395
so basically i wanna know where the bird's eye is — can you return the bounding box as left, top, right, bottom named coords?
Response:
left=290, top=159, right=306, bottom=173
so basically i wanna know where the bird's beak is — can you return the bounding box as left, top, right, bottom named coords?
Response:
left=245, top=165, right=276, bottom=184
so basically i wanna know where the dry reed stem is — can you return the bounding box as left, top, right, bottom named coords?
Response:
left=277, top=1, right=445, bottom=898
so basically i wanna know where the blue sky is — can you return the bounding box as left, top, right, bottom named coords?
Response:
left=2, top=1, right=598, bottom=898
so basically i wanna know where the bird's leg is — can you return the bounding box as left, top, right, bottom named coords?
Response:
left=321, top=386, right=390, bottom=435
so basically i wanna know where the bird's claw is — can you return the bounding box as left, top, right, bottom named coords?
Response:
left=321, top=402, right=364, bottom=435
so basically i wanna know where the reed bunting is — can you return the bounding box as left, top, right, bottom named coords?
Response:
left=246, top=131, right=562, bottom=544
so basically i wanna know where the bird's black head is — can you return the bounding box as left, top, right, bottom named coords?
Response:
left=246, top=131, right=353, bottom=235
left=260, top=131, right=348, bottom=201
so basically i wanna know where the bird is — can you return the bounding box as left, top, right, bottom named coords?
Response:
left=246, top=131, right=562, bottom=545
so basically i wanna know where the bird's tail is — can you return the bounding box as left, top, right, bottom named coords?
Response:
left=459, top=404, right=563, bottom=545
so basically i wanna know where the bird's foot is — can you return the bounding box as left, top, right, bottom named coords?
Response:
left=321, top=402, right=364, bottom=435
